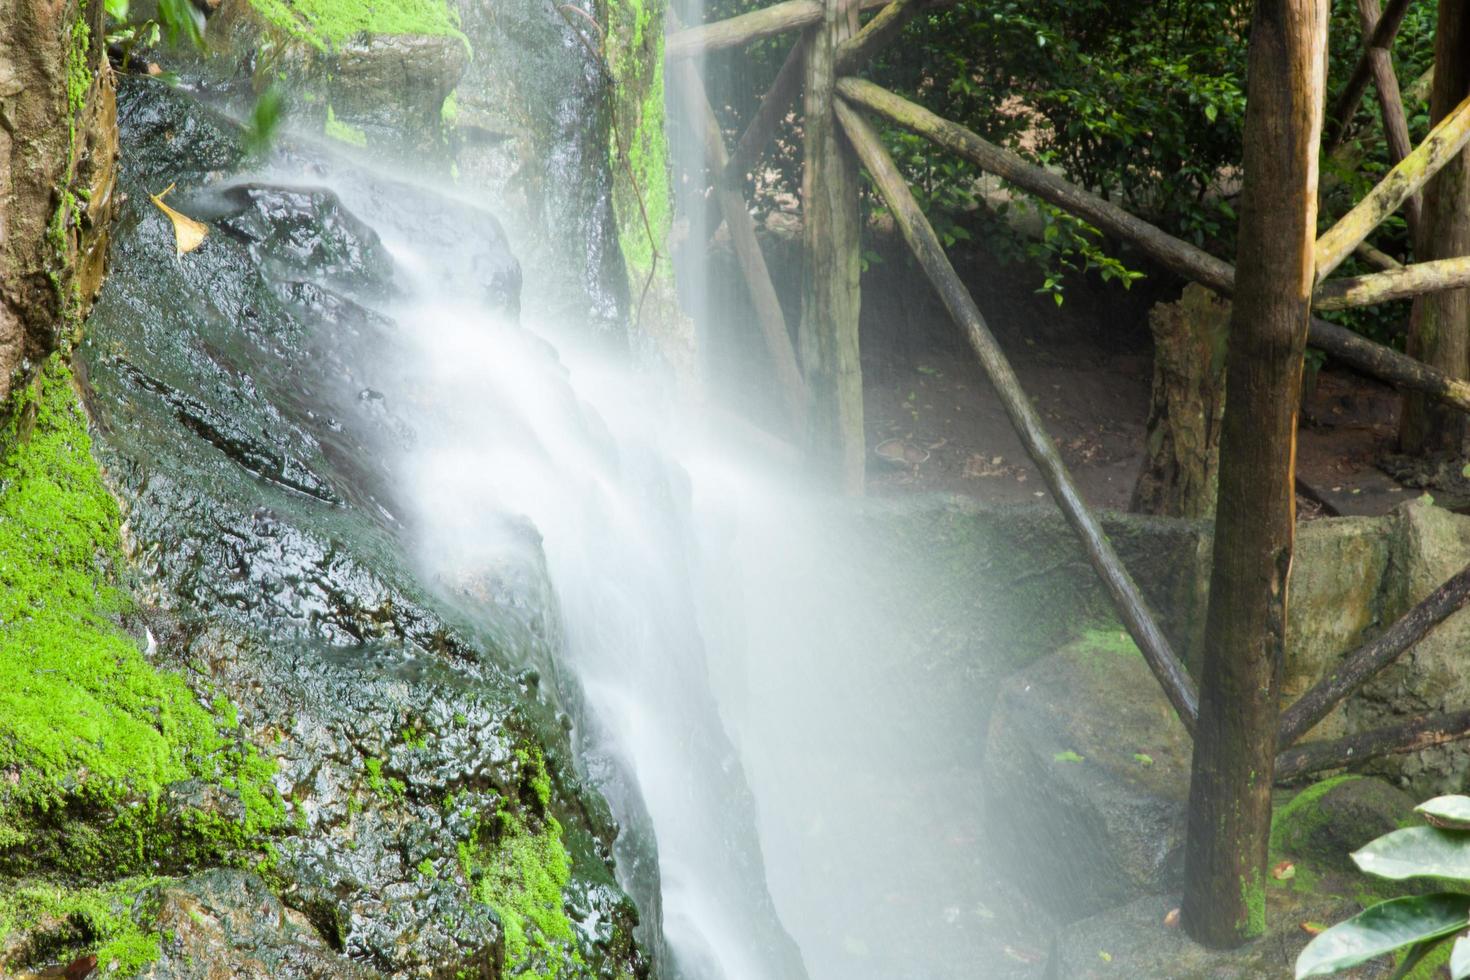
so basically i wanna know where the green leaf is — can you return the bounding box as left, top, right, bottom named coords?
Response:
left=1053, top=750, right=1084, bottom=764
left=1353, top=827, right=1470, bottom=881
left=104, top=0, right=129, bottom=20
left=243, top=86, right=285, bottom=156
left=1295, top=894, right=1470, bottom=978
left=1452, top=935, right=1470, bottom=980
left=1418, top=797, right=1470, bottom=831
left=1133, top=753, right=1154, bottom=767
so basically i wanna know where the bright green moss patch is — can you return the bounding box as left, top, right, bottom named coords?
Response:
left=457, top=752, right=577, bottom=978
left=247, top=0, right=466, bottom=52
left=0, top=356, right=283, bottom=861
left=324, top=104, right=367, bottom=146
left=1269, top=775, right=1359, bottom=859
left=0, top=877, right=166, bottom=974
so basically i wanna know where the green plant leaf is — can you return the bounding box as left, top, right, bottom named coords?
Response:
left=1419, top=797, right=1470, bottom=831
left=1353, top=827, right=1470, bottom=881
left=1295, top=894, right=1470, bottom=978
left=1052, top=750, right=1084, bottom=764
left=1451, top=934, right=1470, bottom=980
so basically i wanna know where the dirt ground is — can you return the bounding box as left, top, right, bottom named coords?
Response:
left=856, top=237, right=1424, bottom=520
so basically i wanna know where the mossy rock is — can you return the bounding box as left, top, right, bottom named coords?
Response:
left=1270, top=776, right=1416, bottom=875
left=982, top=632, right=1192, bottom=922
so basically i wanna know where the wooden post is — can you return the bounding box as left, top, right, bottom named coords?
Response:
left=835, top=99, right=1201, bottom=731
left=1314, top=90, right=1470, bottom=280
left=799, top=0, right=865, bottom=491
left=1323, top=0, right=1415, bottom=153
left=1401, top=0, right=1470, bottom=457
left=836, top=77, right=1470, bottom=417
left=1358, top=0, right=1422, bottom=235
left=1181, top=0, right=1327, bottom=950
left=668, top=54, right=809, bottom=432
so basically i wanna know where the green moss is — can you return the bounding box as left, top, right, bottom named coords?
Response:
left=456, top=752, right=578, bottom=978
left=605, top=0, right=672, bottom=290
left=247, top=0, right=467, bottom=53
left=1269, top=775, right=1360, bottom=858
left=0, top=877, right=166, bottom=974
left=0, top=356, right=284, bottom=868
left=364, top=756, right=406, bottom=799
left=1238, top=868, right=1266, bottom=937
left=324, top=105, right=368, bottom=147
left=441, top=90, right=458, bottom=125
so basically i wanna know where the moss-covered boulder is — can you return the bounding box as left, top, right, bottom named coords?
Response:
left=204, top=0, right=468, bottom=156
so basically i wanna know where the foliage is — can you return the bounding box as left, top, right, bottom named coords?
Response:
left=1296, top=795, right=1470, bottom=978
left=104, top=0, right=203, bottom=65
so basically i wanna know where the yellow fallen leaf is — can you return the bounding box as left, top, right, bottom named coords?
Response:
left=149, top=182, right=208, bottom=257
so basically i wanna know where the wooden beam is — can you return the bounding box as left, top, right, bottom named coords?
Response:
left=1358, top=0, right=1422, bottom=236
left=665, top=0, right=887, bottom=60
left=835, top=77, right=1470, bottom=416
left=835, top=78, right=1236, bottom=290
left=1315, top=254, right=1470, bottom=309
left=1323, top=0, right=1415, bottom=154
left=1356, top=240, right=1403, bottom=271
left=1276, top=709, right=1470, bottom=781
left=1315, top=90, right=1470, bottom=281
left=798, top=0, right=865, bottom=491
left=707, top=37, right=807, bottom=242
left=670, top=56, right=808, bottom=433
left=834, top=98, right=1201, bottom=733
left=835, top=0, right=924, bottom=72
left=1279, top=563, right=1470, bottom=746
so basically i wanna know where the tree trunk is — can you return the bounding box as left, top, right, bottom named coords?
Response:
left=1181, top=0, right=1326, bottom=950
left=798, top=0, right=864, bottom=491
left=1132, top=285, right=1230, bottom=519
left=1401, top=0, right=1470, bottom=457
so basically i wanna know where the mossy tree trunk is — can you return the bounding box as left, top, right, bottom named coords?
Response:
left=799, top=0, right=865, bottom=492
left=1400, top=0, right=1470, bottom=457
left=1181, top=0, right=1327, bottom=950
left=0, top=0, right=116, bottom=409
left=1131, top=284, right=1230, bottom=520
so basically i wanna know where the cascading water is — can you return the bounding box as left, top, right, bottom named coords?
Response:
left=303, top=177, right=1013, bottom=977
left=193, top=29, right=1020, bottom=977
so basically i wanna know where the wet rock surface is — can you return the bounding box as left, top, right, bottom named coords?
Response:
left=48, top=75, right=647, bottom=976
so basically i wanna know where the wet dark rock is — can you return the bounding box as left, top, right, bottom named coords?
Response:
left=64, top=75, right=645, bottom=977
left=130, top=869, right=378, bottom=978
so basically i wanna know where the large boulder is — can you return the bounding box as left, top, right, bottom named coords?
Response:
left=982, top=633, right=1193, bottom=922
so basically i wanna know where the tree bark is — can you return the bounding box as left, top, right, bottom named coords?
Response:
left=1401, top=0, right=1470, bottom=456
left=1181, top=0, right=1326, bottom=950
left=798, top=0, right=865, bottom=491
left=1278, top=561, right=1470, bottom=746
left=1315, top=255, right=1470, bottom=310
left=1131, top=285, right=1230, bottom=519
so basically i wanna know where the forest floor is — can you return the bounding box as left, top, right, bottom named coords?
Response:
left=858, top=238, right=1423, bottom=521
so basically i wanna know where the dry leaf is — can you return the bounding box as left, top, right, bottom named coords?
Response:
left=1271, top=860, right=1296, bottom=881
left=1163, top=908, right=1181, bottom=928
left=149, top=182, right=208, bottom=256
left=1300, top=921, right=1325, bottom=936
